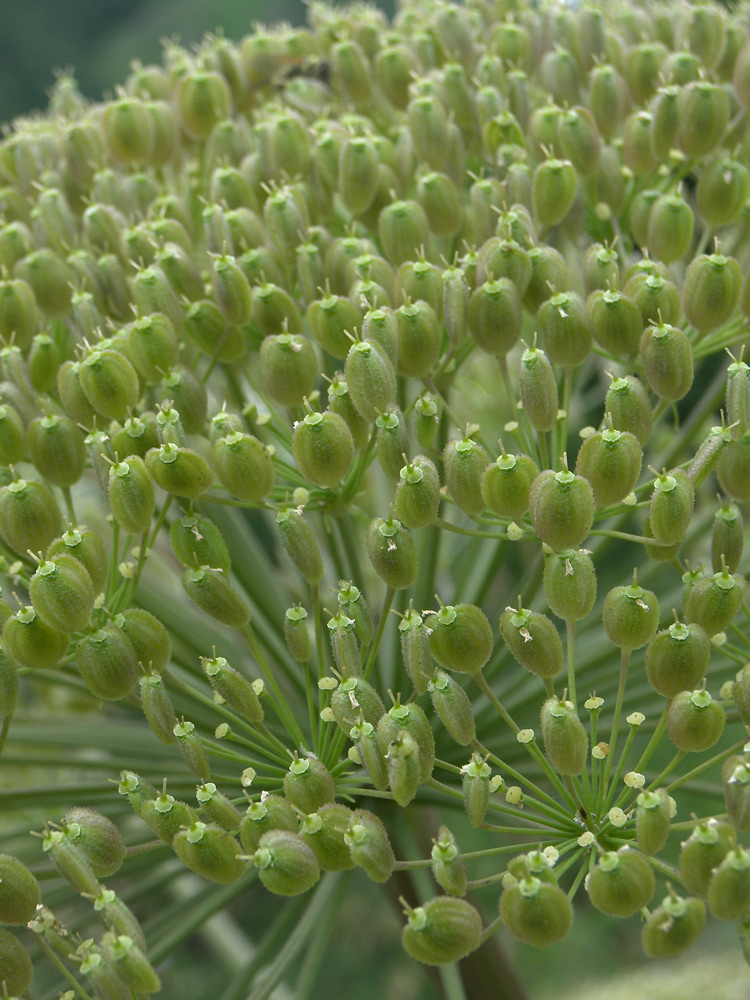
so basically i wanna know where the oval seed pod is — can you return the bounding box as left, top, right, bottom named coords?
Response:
left=532, top=158, right=577, bottom=231
left=683, top=252, right=742, bottom=337
left=377, top=702, right=435, bottom=784
left=182, top=567, right=250, bottom=629
left=140, top=787, right=192, bottom=846
left=540, top=698, right=587, bottom=776
left=529, top=467, right=595, bottom=552
left=647, top=193, right=694, bottom=265
left=260, top=333, right=317, bottom=408
left=0, top=854, right=41, bottom=925
left=239, top=795, right=297, bottom=855
left=283, top=757, right=335, bottom=815
left=76, top=624, right=139, bottom=700
left=146, top=444, right=214, bottom=499
left=645, top=621, right=710, bottom=699
left=677, top=81, right=729, bottom=158
left=0, top=928, right=32, bottom=995
left=635, top=788, right=671, bottom=856
left=78, top=349, right=139, bottom=423
left=308, top=294, right=361, bottom=361
left=185, top=299, right=243, bottom=362
left=602, top=575, right=659, bottom=650
left=667, top=689, right=726, bottom=752
left=213, top=432, right=275, bottom=502
left=684, top=565, right=746, bottom=636
left=429, top=603, right=492, bottom=676
left=397, top=610, right=433, bottom=697
left=642, top=894, right=706, bottom=958
left=500, top=604, right=563, bottom=679
left=587, top=291, right=642, bottom=359
left=0, top=278, right=37, bottom=350
left=299, top=803, right=354, bottom=873
left=524, top=246, right=568, bottom=314
left=717, top=434, right=750, bottom=502
left=688, top=424, right=733, bottom=487
left=708, top=848, right=750, bottom=920
left=500, top=878, right=573, bottom=948
left=588, top=848, right=655, bottom=918
left=679, top=819, right=735, bottom=896
left=253, top=829, right=321, bottom=897
left=367, top=517, right=417, bottom=590
left=431, top=826, right=467, bottom=898
left=575, top=425, right=642, bottom=508
left=47, top=529, right=107, bottom=595
left=429, top=671, right=475, bottom=746
left=395, top=300, right=440, bottom=378
left=3, top=606, right=69, bottom=671
left=378, top=199, right=431, bottom=268
left=0, top=405, right=24, bottom=466
left=139, top=672, right=178, bottom=744
left=339, top=135, right=380, bottom=217
left=196, top=782, right=241, bottom=833
left=276, top=508, right=323, bottom=585
left=394, top=455, right=440, bottom=530
left=170, top=514, right=230, bottom=573
left=462, top=755, right=491, bottom=828
left=331, top=676, right=385, bottom=734
left=482, top=452, right=539, bottom=522
left=649, top=469, right=694, bottom=546
left=386, top=731, right=421, bottom=807
left=42, top=827, right=101, bottom=895
left=443, top=437, right=490, bottom=517
left=30, top=555, right=95, bottom=634
left=725, top=353, right=750, bottom=439
left=402, top=897, right=482, bottom=966
left=327, top=613, right=361, bottom=679
left=723, top=756, right=750, bottom=832
left=64, top=808, right=126, bottom=878
left=28, top=415, right=85, bottom=488
left=0, top=478, right=62, bottom=556
left=345, top=339, right=396, bottom=420
left=345, top=809, right=395, bottom=883
left=292, top=410, right=354, bottom=489
left=543, top=549, right=597, bottom=623
left=605, top=375, right=651, bottom=447
left=173, top=822, right=245, bottom=886
left=640, top=322, right=693, bottom=403
left=111, top=414, right=159, bottom=462
left=108, top=458, right=155, bottom=535
left=712, top=502, right=743, bottom=574
left=117, top=607, right=170, bottom=673
left=337, top=582, right=373, bottom=647
left=696, top=158, right=749, bottom=228
left=518, top=345, right=558, bottom=433
left=202, top=654, right=263, bottom=723
left=538, top=291, right=592, bottom=369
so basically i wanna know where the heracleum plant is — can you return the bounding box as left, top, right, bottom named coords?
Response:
left=3, top=0, right=750, bottom=996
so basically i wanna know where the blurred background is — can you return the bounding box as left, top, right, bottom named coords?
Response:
left=0, top=0, right=395, bottom=124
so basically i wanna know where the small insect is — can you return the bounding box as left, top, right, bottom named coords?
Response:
left=275, top=58, right=331, bottom=89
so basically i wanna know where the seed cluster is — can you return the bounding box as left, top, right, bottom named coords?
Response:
left=1, top=0, right=750, bottom=991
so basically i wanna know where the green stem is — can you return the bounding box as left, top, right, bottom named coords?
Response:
left=34, top=935, right=93, bottom=1000
left=566, top=619, right=577, bottom=714
left=601, top=648, right=631, bottom=805
left=0, top=713, right=12, bottom=758
left=363, top=586, right=395, bottom=681
left=243, top=623, right=306, bottom=749
left=61, top=485, right=77, bottom=525
left=665, top=739, right=748, bottom=793
left=433, top=517, right=506, bottom=540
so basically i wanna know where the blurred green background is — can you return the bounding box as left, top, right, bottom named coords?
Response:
left=0, top=0, right=396, bottom=124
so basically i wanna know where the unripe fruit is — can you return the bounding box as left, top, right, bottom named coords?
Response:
left=331, top=676, right=385, bottom=734
left=147, top=444, right=214, bottom=498
left=299, top=803, right=355, bottom=872
left=603, top=576, right=659, bottom=650
left=518, top=346, right=558, bottom=433
left=606, top=375, right=652, bottom=446
left=276, top=508, right=323, bottom=584
left=538, top=292, right=592, bottom=368
left=174, top=822, right=245, bottom=885
left=402, top=896, right=482, bottom=965
left=684, top=565, right=746, bottom=636
left=64, top=807, right=126, bottom=877
left=697, top=158, right=749, bottom=228
left=683, top=252, right=742, bottom=337
left=202, top=655, right=263, bottom=723
left=238, top=795, right=296, bottom=855
left=140, top=672, right=178, bottom=744
left=588, top=848, right=655, bottom=918
left=30, top=555, right=95, bottom=634
left=213, top=432, right=275, bottom=502
left=431, top=827, right=467, bottom=898
left=339, top=136, right=379, bottom=217
left=182, top=567, right=250, bottom=628
left=543, top=549, right=597, bottom=622
left=178, top=71, right=230, bottom=140
left=640, top=322, right=693, bottom=402
left=327, top=612, right=361, bottom=679
left=443, top=437, right=490, bottom=517
left=293, top=410, right=354, bottom=489
left=127, top=313, right=178, bottom=382
left=575, top=426, right=641, bottom=508
left=337, top=581, right=373, bottom=646
left=645, top=621, right=710, bottom=699
left=395, top=300, right=440, bottom=378
left=667, top=689, right=725, bottom=752
left=0, top=854, right=40, bottom=924
left=540, top=697, right=587, bottom=775
left=532, top=158, right=577, bottom=230
left=0, top=928, right=32, bottom=995
left=109, top=457, right=155, bottom=535
left=378, top=200, right=431, bottom=268
left=117, top=607, right=170, bottom=673
left=723, top=756, right=750, bottom=832
left=429, top=671, right=476, bottom=746
left=260, top=333, right=317, bottom=408
left=587, top=291, right=642, bottom=359
left=394, top=455, right=440, bottom=529
left=641, top=894, right=706, bottom=958
left=345, top=339, right=396, bottom=420
left=429, top=603, right=492, bottom=676
left=680, top=819, right=735, bottom=896
left=77, top=622, right=139, bottom=702
left=708, top=848, right=750, bottom=920
left=677, top=81, right=729, bottom=158
left=482, top=452, right=539, bottom=522
left=635, top=788, right=671, bottom=856
left=500, top=877, right=573, bottom=948
left=345, top=809, right=395, bottom=882
left=28, top=414, right=85, bottom=488
left=284, top=757, right=335, bottom=815
left=79, top=348, right=139, bottom=423
left=626, top=272, right=681, bottom=329
left=0, top=478, right=62, bottom=556
left=3, top=606, right=69, bottom=670
left=367, top=517, right=417, bottom=590
left=529, top=467, right=595, bottom=551
left=524, top=246, right=568, bottom=313
left=717, top=433, right=750, bottom=502
left=647, top=193, right=694, bottom=264
left=170, top=514, right=230, bottom=573
left=308, top=294, right=361, bottom=361
left=649, top=469, right=694, bottom=546
left=103, top=98, right=154, bottom=162
left=712, top=502, right=744, bottom=575
left=377, top=701, right=435, bottom=784
left=0, top=405, right=24, bottom=466
left=468, top=279, right=522, bottom=358
left=500, top=605, right=563, bottom=679
left=47, top=528, right=108, bottom=595
left=42, top=827, right=101, bottom=895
